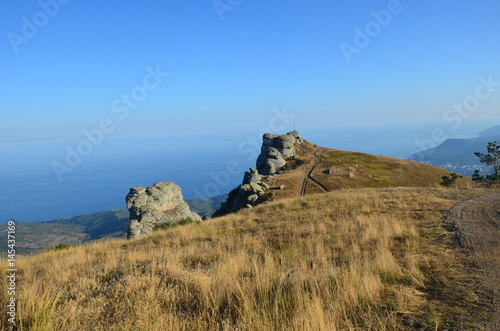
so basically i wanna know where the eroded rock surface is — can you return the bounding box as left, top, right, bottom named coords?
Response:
left=256, top=132, right=300, bottom=175
left=215, top=131, right=303, bottom=216
left=127, top=182, right=202, bottom=239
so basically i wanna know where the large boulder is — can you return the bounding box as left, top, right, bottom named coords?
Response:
left=257, top=147, right=286, bottom=175
left=287, top=130, right=303, bottom=143
left=256, top=132, right=300, bottom=175
left=127, top=182, right=202, bottom=239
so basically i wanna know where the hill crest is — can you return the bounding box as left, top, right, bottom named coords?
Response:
left=217, top=132, right=461, bottom=215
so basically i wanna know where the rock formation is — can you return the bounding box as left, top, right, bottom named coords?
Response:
left=215, top=131, right=302, bottom=216
left=127, top=182, right=202, bottom=239
left=256, top=132, right=301, bottom=175
left=214, top=168, right=270, bottom=215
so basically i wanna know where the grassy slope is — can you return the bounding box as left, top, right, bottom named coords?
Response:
left=1, top=187, right=491, bottom=330
left=321, top=149, right=458, bottom=188
left=408, top=133, right=500, bottom=169
left=0, top=210, right=130, bottom=255
left=0, top=196, right=227, bottom=255
left=263, top=142, right=466, bottom=200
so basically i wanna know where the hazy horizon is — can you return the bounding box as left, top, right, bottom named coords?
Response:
left=1, top=120, right=497, bottom=223
left=2, top=1, right=499, bottom=221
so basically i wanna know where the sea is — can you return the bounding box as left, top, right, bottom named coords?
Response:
left=0, top=122, right=491, bottom=223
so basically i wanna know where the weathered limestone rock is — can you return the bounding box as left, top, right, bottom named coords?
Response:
left=127, top=182, right=202, bottom=239
left=256, top=132, right=301, bottom=175
left=215, top=131, right=302, bottom=216
left=257, top=147, right=286, bottom=175
left=247, top=194, right=259, bottom=203
left=214, top=167, right=271, bottom=216
left=287, top=130, right=303, bottom=143
left=243, top=168, right=262, bottom=183
left=250, top=182, right=266, bottom=196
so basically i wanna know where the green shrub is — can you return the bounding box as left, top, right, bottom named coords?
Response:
left=46, top=243, right=73, bottom=252
left=154, top=218, right=197, bottom=231
left=440, top=173, right=462, bottom=187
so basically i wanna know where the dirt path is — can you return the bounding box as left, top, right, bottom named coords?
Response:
left=314, top=150, right=341, bottom=191
left=300, top=149, right=330, bottom=196
left=447, top=191, right=500, bottom=329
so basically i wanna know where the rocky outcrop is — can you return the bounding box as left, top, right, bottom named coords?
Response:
left=256, top=131, right=301, bottom=175
left=257, top=146, right=286, bottom=176
left=127, top=182, right=202, bottom=239
left=215, top=131, right=302, bottom=216
left=214, top=168, right=270, bottom=216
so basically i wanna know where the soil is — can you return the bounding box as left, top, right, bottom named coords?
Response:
left=446, top=191, right=500, bottom=330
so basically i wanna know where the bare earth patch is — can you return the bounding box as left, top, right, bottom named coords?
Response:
left=447, top=191, right=500, bottom=329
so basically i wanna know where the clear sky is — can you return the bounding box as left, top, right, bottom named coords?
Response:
left=1, top=1, right=500, bottom=222
left=1, top=0, right=499, bottom=145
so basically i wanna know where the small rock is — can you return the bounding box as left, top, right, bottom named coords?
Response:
left=241, top=184, right=252, bottom=191
left=247, top=194, right=259, bottom=203
left=250, top=182, right=265, bottom=195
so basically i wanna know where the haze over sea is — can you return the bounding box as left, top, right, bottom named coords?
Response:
left=1, top=121, right=491, bottom=223
left=3, top=2, right=499, bottom=222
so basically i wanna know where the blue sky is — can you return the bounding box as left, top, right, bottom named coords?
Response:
left=1, top=1, right=500, bottom=222
left=2, top=0, right=499, bottom=145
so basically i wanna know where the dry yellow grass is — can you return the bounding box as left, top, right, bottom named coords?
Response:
left=0, top=188, right=489, bottom=330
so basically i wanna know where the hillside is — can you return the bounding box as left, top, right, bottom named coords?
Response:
left=408, top=125, right=500, bottom=175
left=479, top=125, right=500, bottom=137
left=2, top=187, right=494, bottom=330
left=0, top=195, right=226, bottom=255
left=0, top=210, right=129, bottom=255
left=249, top=141, right=464, bottom=202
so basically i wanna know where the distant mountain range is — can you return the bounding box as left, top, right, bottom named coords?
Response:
left=408, top=125, right=500, bottom=176
left=0, top=195, right=227, bottom=255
